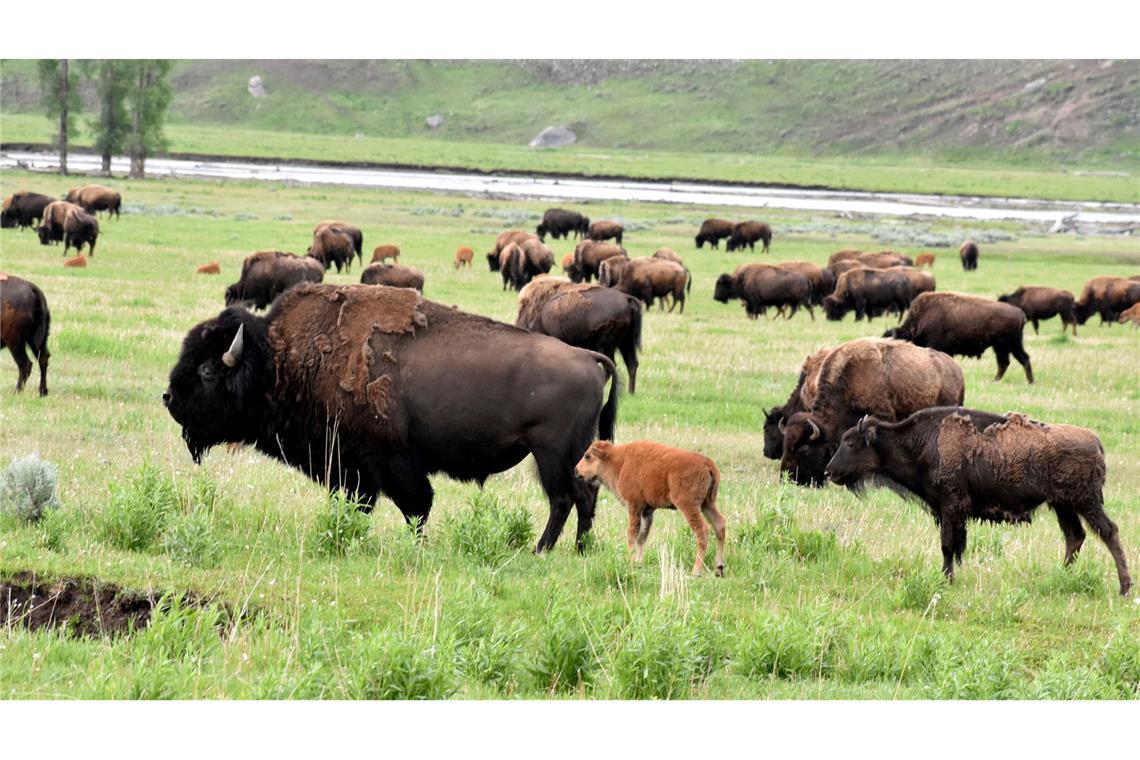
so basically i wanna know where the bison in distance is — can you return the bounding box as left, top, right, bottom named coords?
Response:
left=588, top=220, right=624, bottom=246
left=314, top=221, right=364, bottom=267
left=825, top=407, right=1132, bottom=595
left=959, top=240, right=979, bottom=271
left=361, top=263, right=425, bottom=291
left=65, top=185, right=122, bottom=218
left=486, top=230, right=535, bottom=272
left=225, top=251, right=324, bottom=310
left=694, top=219, right=735, bottom=250
left=2, top=192, right=54, bottom=230
left=613, top=257, right=690, bottom=313
left=568, top=240, right=627, bottom=284
left=537, top=209, right=589, bottom=242
left=725, top=221, right=772, bottom=253
left=1074, top=276, right=1140, bottom=325
left=164, top=283, right=619, bottom=553
left=714, top=264, right=813, bottom=320
left=0, top=273, right=51, bottom=395
left=997, top=286, right=1078, bottom=335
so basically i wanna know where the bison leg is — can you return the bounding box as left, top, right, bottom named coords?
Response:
left=532, top=446, right=580, bottom=554
left=1075, top=501, right=1133, bottom=596
left=8, top=341, right=33, bottom=393
left=702, top=504, right=726, bottom=577
left=619, top=341, right=638, bottom=396
left=805, top=304, right=815, bottom=322
left=1010, top=342, right=1034, bottom=384
left=1032, top=318, right=1040, bottom=335
left=993, top=348, right=1011, bottom=382
left=381, top=461, right=435, bottom=531
left=632, top=507, right=653, bottom=562
left=1052, top=505, right=1086, bottom=565
left=940, top=505, right=969, bottom=581
left=34, top=341, right=49, bottom=397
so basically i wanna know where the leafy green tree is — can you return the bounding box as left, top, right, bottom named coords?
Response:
left=125, top=60, right=173, bottom=179
left=37, top=59, right=81, bottom=175
left=82, top=60, right=132, bottom=176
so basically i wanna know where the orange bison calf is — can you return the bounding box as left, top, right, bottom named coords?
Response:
left=576, top=440, right=726, bottom=577
left=196, top=261, right=221, bottom=275
left=454, top=246, right=474, bottom=269
left=63, top=255, right=87, bottom=268
left=372, top=245, right=400, bottom=264
left=1120, top=303, right=1140, bottom=328
left=915, top=253, right=936, bottom=269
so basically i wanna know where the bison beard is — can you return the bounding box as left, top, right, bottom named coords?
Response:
left=165, top=283, right=619, bottom=553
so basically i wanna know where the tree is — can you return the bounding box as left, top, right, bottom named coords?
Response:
left=37, top=59, right=81, bottom=175
left=125, top=60, right=173, bottom=179
left=82, top=60, right=131, bottom=176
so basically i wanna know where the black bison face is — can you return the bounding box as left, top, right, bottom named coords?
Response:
left=762, top=407, right=786, bottom=460
left=1074, top=302, right=1094, bottom=325
left=486, top=252, right=501, bottom=272
left=825, top=417, right=881, bottom=490
left=822, top=296, right=846, bottom=321
left=36, top=225, right=52, bottom=245
left=713, top=274, right=734, bottom=303
left=881, top=327, right=901, bottom=339
left=565, top=263, right=585, bottom=283
left=0, top=210, right=16, bottom=228
left=779, top=413, right=834, bottom=487
left=164, top=310, right=273, bottom=464
left=997, top=293, right=1013, bottom=304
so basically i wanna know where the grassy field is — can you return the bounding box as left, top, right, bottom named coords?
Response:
left=1, top=167, right=1139, bottom=699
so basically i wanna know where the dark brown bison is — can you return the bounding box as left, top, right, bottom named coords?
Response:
left=498, top=243, right=522, bottom=290
left=569, top=240, right=627, bottom=283
left=0, top=273, right=51, bottom=395
left=163, top=283, right=619, bottom=553
left=361, top=263, right=425, bottom=291
left=35, top=201, right=84, bottom=246
left=775, top=261, right=837, bottom=302
left=309, top=226, right=355, bottom=273
left=597, top=255, right=631, bottom=288
left=773, top=338, right=965, bottom=487
left=588, top=220, right=624, bottom=245
left=714, top=263, right=813, bottom=319
left=517, top=277, right=643, bottom=393
left=884, top=292, right=1033, bottom=383
left=225, top=251, right=325, bottom=310
left=486, top=230, right=536, bottom=272
left=998, top=286, right=1078, bottom=335
left=762, top=346, right=832, bottom=461
left=959, top=240, right=979, bottom=271
left=725, top=221, right=772, bottom=253
left=61, top=207, right=99, bottom=257
left=505, top=238, right=555, bottom=291
left=1074, top=276, right=1140, bottom=325
left=614, top=258, right=690, bottom=313
left=314, top=221, right=363, bottom=266
left=822, top=268, right=913, bottom=321
left=825, top=407, right=1131, bottom=595
left=65, top=185, right=121, bottom=218
left=828, top=250, right=862, bottom=266
left=537, top=209, right=589, bottom=242
left=2, top=192, right=54, bottom=230
left=827, top=259, right=868, bottom=278
left=695, top=219, right=735, bottom=250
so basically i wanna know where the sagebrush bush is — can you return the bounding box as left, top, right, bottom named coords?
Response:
left=0, top=454, right=60, bottom=524
left=529, top=608, right=597, bottom=694
left=99, top=461, right=179, bottom=551
left=444, top=491, right=533, bottom=566
left=314, top=491, right=372, bottom=557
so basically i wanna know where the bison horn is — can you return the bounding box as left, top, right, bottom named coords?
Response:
left=807, top=419, right=821, bottom=441
left=856, top=415, right=870, bottom=436
left=222, top=324, right=245, bottom=368
left=777, top=418, right=787, bottom=434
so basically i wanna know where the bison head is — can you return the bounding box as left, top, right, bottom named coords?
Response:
left=779, top=412, right=835, bottom=487
left=565, top=262, right=585, bottom=283
left=36, top=224, right=52, bottom=246
left=0, top=209, right=16, bottom=228
left=1073, top=301, right=1095, bottom=325
left=486, top=252, right=501, bottom=272
left=164, top=309, right=274, bottom=464
left=574, top=440, right=612, bottom=485
left=824, top=416, right=881, bottom=491
left=713, top=274, right=735, bottom=303
left=822, top=295, right=846, bottom=321
left=762, top=407, right=787, bottom=460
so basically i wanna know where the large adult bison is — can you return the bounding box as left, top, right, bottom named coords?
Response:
left=65, top=185, right=122, bottom=219
left=614, top=257, right=690, bottom=313
left=314, top=221, right=363, bottom=267
left=822, top=268, right=913, bottom=322
left=361, top=263, right=425, bottom=291
left=884, top=291, right=1033, bottom=383
left=774, top=338, right=965, bottom=486
left=61, top=207, right=99, bottom=257
left=827, top=259, right=868, bottom=278
left=959, top=240, right=979, bottom=271
left=517, top=277, right=643, bottom=393
left=2, top=192, right=54, bottom=230
left=825, top=407, right=1131, bottom=595
left=714, top=263, right=813, bottom=319
left=827, top=250, right=862, bottom=267
left=537, top=209, right=588, bottom=242
left=775, top=261, right=836, bottom=303
left=725, top=221, right=772, bottom=253
left=308, top=225, right=355, bottom=273
left=486, top=230, right=535, bottom=272
left=998, top=286, right=1078, bottom=335
left=695, top=219, right=735, bottom=250
left=505, top=238, right=555, bottom=291
left=0, top=274, right=51, bottom=395
left=164, top=283, right=619, bottom=553
left=652, top=247, right=684, bottom=265
left=568, top=240, right=626, bottom=283
left=588, top=220, right=624, bottom=245
left=1074, top=276, right=1140, bottom=325
left=857, top=251, right=912, bottom=269
left=35, top=201, right=84, bottom=246
left=225, top=251, right=325, bottom=310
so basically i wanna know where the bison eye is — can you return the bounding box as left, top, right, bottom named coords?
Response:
left=798, top=445, right=810, bottom=454
left=198, top=363, right=216, bottom=382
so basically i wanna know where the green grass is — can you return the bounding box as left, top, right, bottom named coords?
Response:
left=1, top=166, right=1138, bottom=699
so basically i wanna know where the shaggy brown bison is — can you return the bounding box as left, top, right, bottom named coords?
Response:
left=614, top=258, right=690, bottom=313
left=486, top=230, right=535, bottom=272
left=775, top=261, right=837, bottom=303
left=197, top=261, right=221, bottom=275
left=726, top=221, right=772, bottom=253
left=314, top=221, right=363, bottom=266
left=827, top=259, right=868, bottom=278
left=309, top=227, right=355, bottom=273
left=915, top=253, right=936, bottom=269
left=774, top=338, right=964, bottom=487
left=61, top=207, right=99, bottom=257
left=714, top=263, right=813, bottom=319
left=164, top=283, right=618, bottom=553
left=2, top=192, right=54, bottom=230
left=504, top=238, right=555, bottom=291
left=517, top=277, right=643, bottom=393
left=576, top=440, right=726, bottom=577
left=1074, top=276, right=1140, bottom=325
left=695, top=219, right=735, bottom=250
left=35, top=201, right=83, bottom=246
left=569, top=240, right=627, bottom=283
left=822, top=268, right=913, bottom=322
left=537, top=208, right=589, bottom=242
left=959, top=240, right=979, bottom=271
left=827, top=250, right=862, bottom=266
left=762, top=347, right=833, bottom=461
left=0, top=274, right=51, bottom=395
left=885, top=292, right=1033, bottom=383
left=826, top=408, right=1131, bottom=595
left=361, top=263, right=425, bottom=291
left=498, top=243, right=522, bottom=290
left=65, top=185, right=121, bottom=218
left=588, top=220, right=624, bottom=245
left=597, top=255, right=631, bottom=288
left=652, top=247, right=684, bottom=265
left=857, top=251, right=912, bottom=269
left=454, top=246, right=474, bottom=269
left=998, top=286, right=1078, bottom=335
left=225, top=251, right=325, bottom=310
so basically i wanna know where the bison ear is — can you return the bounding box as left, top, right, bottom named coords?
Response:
left=592, top=440, right=612, bottom=458
left=222, top=324, right=245, bottom=368
left=857, top=415, right=876, bottom=443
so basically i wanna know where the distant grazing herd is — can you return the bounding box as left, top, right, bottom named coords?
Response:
left=3, top=190, right=1139, bottom=594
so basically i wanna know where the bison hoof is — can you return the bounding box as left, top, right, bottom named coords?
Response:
left=715, top=565, right=725, bottom=578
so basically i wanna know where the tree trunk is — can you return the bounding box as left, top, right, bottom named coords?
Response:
left=129, top=68, right=143, bottom=179
left=59, top=59, right=69, bottom=176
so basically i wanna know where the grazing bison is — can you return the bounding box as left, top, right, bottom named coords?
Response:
left=314, top=221, right=363, bottom=266
left=454, top=246, right=474, bottom=269
left=775, top=338, right=965, bottom=486
left=371, top=245, right=400, bottom=265
left=517, top=277, right=643, bottom=393
left=775, top=261, right=836, bottom=303
left=827, top=259, right=868, bottom=278
left=65, top=185, right=121, bottom=218
left=884, top=291, right=1033, bottom=383
left=652, top=247, right=684, bottom=265
left=504, top=238, right=555, bottom=291
left=714, top=263, right=813, bottom=320
left=486, top=230, right=535, bottom=272
left=569, top=240, right=627, bottom=283
left=36, top=201, right=84, bottom=246
left=588, top=220, right=624, bottom=245
left=614, top=258, right=690, bottom=313
left=63, top=255, right=87, bottom=268
left=915, top=253, right=936, bottom=269
left=825, top=408, right=1131, bottom=595
left=361, top=263, right=425, bottom=291
left=498, top=243, right=522, bottom=290
left=959, top=240, right=979, bottom=271
left=762, top=346, right=833, bottom=461
left=2, top=192, right=54, bottom=230
left=537, top=209, right=588, bottom=242
left=998, top=286, right=1078, bottom=335
left=1074, top=276, right=1140, bottom=325
left=857, top=251, right=912, bottom=269
left=828, top=250, right=862, bottom=267
left=597, top=256, right=631, bottom=288
left=576, top=440, right=726, bottom=577
left=1119, top=303, right=1140, bottom=328
left=822, top=268, right=913, bottom=322
left=163, top=283, right=619, bottom=553
left=197, top=261, right=221, bottom=275
left=0, top=274, right=51, bottom=395
left=225, top=251, right=325, bottom=310
left=726, top=221, right=772, bottom=253
left=695, top=219, right=735, bottom=250
left=61, top=207, right=99, bottom=257
left=309, top=227, right=355, bottom=273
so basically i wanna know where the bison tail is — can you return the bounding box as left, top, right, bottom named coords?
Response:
left=585, top=350, right=619, bottom=442
left=685, top=267, right=692, bottom=295
left=33, top=298, right=52, bottom=357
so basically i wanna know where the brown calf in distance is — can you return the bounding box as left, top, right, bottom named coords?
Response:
left=915, top=253, right=936, bottom=269
left=1119, top=303, right=1140, bottom=328
left=454, top=246, right=474, bottom=269
left=372, top=245, right=400, bottom=264
left=63, top=256, right=87, bottom=268
left=196, top=261, right=221, bottom=275
left=575, top=440, right=726, bottom=577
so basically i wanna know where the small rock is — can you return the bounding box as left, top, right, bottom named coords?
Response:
left=426, top=114, right=443, bottom=129
left=529, top=126, right=577, bottom=149
left=1023, top=77, right=1047, bottom=93
left=247, top=76, right=266, bottom=98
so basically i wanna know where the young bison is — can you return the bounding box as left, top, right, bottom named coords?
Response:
left=454, top=246, right=474, bottom=269
left=576, top=440, right=726, bottom=577
left=371, top=244, right=401, bottom=264
left=825, top=407, right=1132, bottom=595
left=915, top=253, right=936, bottom=269
left=63, top=256, right=87, bottom=268
left=197, top=261, right=221, bottom=275
left=1119, top=303, right=1140, bottom=328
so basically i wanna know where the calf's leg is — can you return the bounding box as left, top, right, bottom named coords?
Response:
left=702, top=504, right=727, bottom=577
left=1052, top=505, right=1086, bottom=565
left=634, top=509, right=654, bottom=562
left=1076, top=501, right=1133, bottom=596
left=680, top=501, right=710, bottom=576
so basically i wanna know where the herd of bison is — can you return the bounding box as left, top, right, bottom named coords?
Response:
left=3, top=189, right=1140, bottom=595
